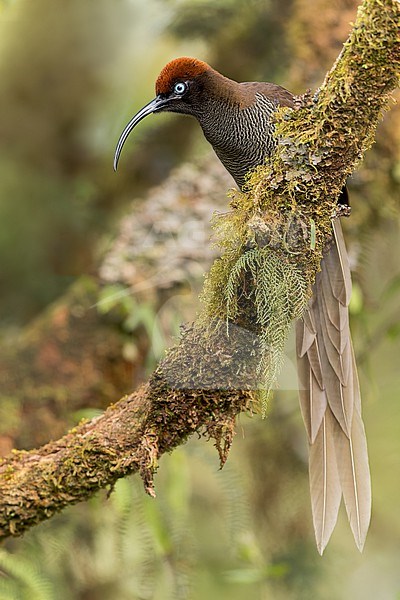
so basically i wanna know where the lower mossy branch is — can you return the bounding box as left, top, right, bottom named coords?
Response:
left=0, top=325, right=255, bottom=539
left=0, top=0, right=398, bottom=540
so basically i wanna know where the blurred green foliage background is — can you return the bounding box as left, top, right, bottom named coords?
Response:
left=0, top=0, right=400, bottom=598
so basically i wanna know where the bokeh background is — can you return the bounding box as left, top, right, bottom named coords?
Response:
left=0, top=0, right=400, bottom=598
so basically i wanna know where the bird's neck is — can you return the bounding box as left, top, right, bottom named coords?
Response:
left=194, top=83, right=278, bottom=188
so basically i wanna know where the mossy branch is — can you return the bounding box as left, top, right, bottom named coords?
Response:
left=202, top=0, right=399, bottom=401
left=0, top=325, right=255, bottom=541
left=0, top=0, right=399, bottom=540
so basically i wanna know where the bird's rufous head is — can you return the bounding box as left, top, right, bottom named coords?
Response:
left=155, top=57, right=210, bottom=96
left=114, top=57, right=214, bottom=170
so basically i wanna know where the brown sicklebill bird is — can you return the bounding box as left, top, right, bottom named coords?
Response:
left=114, top=57, right=371, bottom=555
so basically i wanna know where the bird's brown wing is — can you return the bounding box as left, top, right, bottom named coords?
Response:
left=296, top=219, right=371, bottom=554
left=241, top=81, right=295, bottom=108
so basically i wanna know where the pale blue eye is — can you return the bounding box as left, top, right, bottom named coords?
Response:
left=173, top=82, right=187, bottom=95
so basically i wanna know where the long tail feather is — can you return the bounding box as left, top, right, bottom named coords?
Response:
left=296, top=219, right=371, bottom=553
left=331, top=345, right=371, bottom=550
left=309, top=409, right=342, bottom=554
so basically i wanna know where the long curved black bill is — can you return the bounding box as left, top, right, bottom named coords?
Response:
left=113, top=96, right=166, bottom=171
